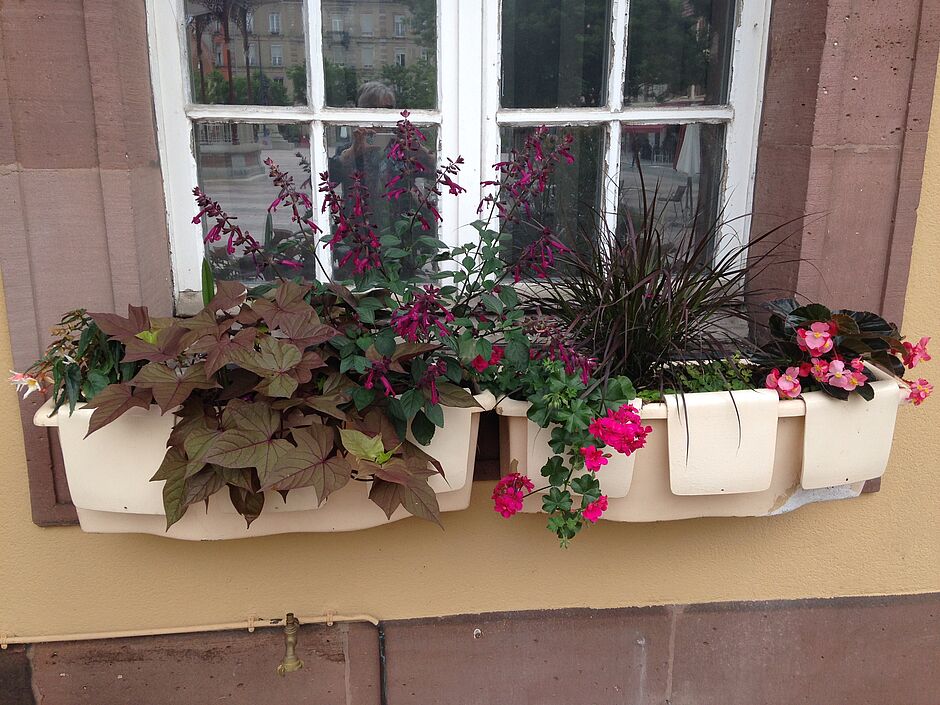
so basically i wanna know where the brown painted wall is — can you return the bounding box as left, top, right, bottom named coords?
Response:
left=3, top=594, right=939, bottom=705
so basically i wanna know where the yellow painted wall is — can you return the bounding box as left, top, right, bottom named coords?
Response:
left=3, top=99, right=940, bottom=644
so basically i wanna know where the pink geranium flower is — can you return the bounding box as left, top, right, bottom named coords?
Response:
left=492, top=473, right=535, bottom=518
left=902, top=337, right=931, bottom=369
left=906, top=378, right=933, bottom=406
left=580, top=445, right=609, bottom=472
left=766, top=367, right=802, bottom=399
left=582, top=495, right=608, bottom=524
left=587, top=404, right=651, bottom=456
left=796, top=321, right=835, bottom=354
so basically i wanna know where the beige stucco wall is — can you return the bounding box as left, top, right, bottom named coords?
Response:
left=2, top=98, right=940, bottom=645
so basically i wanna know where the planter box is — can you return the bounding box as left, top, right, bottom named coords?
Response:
left=34, top=391, right=495, bottom=539
left=497, top=366, right=906, bottom=522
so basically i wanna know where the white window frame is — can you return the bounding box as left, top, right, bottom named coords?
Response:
left=270, top=43, right=283, bottom=66
left=394, top=48, right=406, bottom=67
left=394, top=14, right=406, bottom=37
left=148, top=0, right=769, bottom=309
left=269, top=12, right=281, bottom=34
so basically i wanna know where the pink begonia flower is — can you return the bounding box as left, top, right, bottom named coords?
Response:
left=766, top=367, right=802, bottom=399
left=826, top=360, right=866, bottom=391
left=906, top=378, right=933, bottom=406
left=902, top=337, right=931, bottom=369
left=492, top=473, right=535, bottom=518
left=587, top=404, right=651, bottom=456
left=850, top=357, right=866, bottom=373
left=796, top=321, right=835, bottom=354
left=580, top=445, right=609, bottom=472
left=582, top=495, right=608, bottom=524
left=809, top=358, right=829, bottom=383
left=8, top=371, right=44, bottom=399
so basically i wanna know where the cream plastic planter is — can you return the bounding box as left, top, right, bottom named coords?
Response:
left=497, top=366, right=906, bottom=522
left=34, top=391, right=495, bottom=540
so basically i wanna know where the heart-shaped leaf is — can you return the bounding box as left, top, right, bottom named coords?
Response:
left=263, top=425, right=351, bottom=504
left=131, top=362, right=220, bottom=412
left=83, top=383, right=154, bottom=437
left=89, top=305, right=151, bottom=343
left=369, top=477, right=441, bottom=526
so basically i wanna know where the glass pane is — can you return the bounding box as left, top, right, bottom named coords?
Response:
left=501, top=0, right=612, bottom=108
left=618, top=123, right=726, bottom=251
left=625, top=0, right=735, bottom=106
left=321, top=1, right=437, bottom=109
left=185, top=1, right=308, bottom=106
left=324, top=124, right=440, bottom=277
left=498, top=126, right=603, bottom=257
left=195, top=122, right=315, bottom=282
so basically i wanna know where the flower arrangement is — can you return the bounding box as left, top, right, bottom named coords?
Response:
left=11, top=112, right=931, bottom=544
left=757, top=299, right=932, bottom=404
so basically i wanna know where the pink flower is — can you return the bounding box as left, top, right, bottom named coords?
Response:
left=8, top=370, right=45, bottom=398
left=587, top=404, right=651, bottom=456
left=902, top=337, right=931, bottom=369
left=580, top=445, right=609, bottom=472
left=809, top=358, right=829, bottom=382
left=492, top=473, right=535, bottom=518
left=471, top=355, right=489, bottom=373
left=906, top=378, right=933, bottom=406
left=276, top=258, right=303, bottom=270
left=766, top=367, right=802, bottom=399
left=850, top=357, right=866, bottom=372
left=582, top=495, right=608, bottom=524
left=796, top=321, right=835, bottom=354
left=826, top=359, right=866, bottom=391
left=363, top=359, right=395, bottom=397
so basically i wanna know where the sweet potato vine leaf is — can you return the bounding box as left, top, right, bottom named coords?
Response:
left=208, top=280, right=248, bottom=313
left=131, top=362, right=220, bottom=413
left=369, top=475, right=442, bottom=526
left=251, top=280, right=312, bottom=329
left=231, top=338, right=303, bottom=398
left=203, top=327, right=257, bottom=376
left=433, top=382, right=482, bottom=409
left=89, top=305, right=151, bottom=343
left=152, top=446, right=208, bottom=529
left=229, top=485, right=265, bottom=527
left=263, top=425, right=351, bottom=504
left=121, top=325, right=189, bottom=364
left=83, top=383, right=154, bottom=437
left=279, top=310, right=338, bottom=348
left=202, top=400, right=294, bottom=486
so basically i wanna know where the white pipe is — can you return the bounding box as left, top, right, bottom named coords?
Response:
left=0, top=613, right=380, bottom=648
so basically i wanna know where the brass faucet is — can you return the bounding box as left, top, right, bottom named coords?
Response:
left=276, top=613, right=304, bottom=676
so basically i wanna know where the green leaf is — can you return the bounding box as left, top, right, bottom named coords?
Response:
left=424, top=401, right=445, bottom=428
left=351, top=386, right=376, bottom=411
left=374, top=328, right=397, bottom=357
left=542, top=487, right=573, bottom=514
left=410, top=410, right=435, bottom=446
left=481, top=294, right=504, bottom=315
left=355, top=296, right=384, bottom=324
left=497, top=285, right=519, bottom=308
left=263, top=211, right=274, bottom=247
left=64, top=365, right=81, bottom=414
left=399, top=389, right=426, bottom=418
left=368, top=477, right=442, bottom=526
left=263, top=425, right=351, bottom=504
left=201, top=259, right=216, bottom=308
left=339, top=428, right=385, bottom=462
left=84, top=383, right=153, bottom=437
left=82, top=369, right=111, bottom=401
left=434, top=383, right=481, bottom=409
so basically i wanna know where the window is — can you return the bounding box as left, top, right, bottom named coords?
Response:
left=269, top=12, right=281, bottom=34
left=271, top=43, right=283, bottom=66
left=149, top=0, right=769, bottom=305
left=332, top=16, right=343, bottom=32
left=394, top=15, right=406, bottom=37
left=245, top=11, right=253, bottom=33
left=246, top=44, right=256, bottom=67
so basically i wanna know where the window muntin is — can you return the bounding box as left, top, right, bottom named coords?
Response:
left=149, top=0, right=770, bottom=303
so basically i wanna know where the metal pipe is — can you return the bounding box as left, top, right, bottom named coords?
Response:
left=0, top=613, right=380, bottom=648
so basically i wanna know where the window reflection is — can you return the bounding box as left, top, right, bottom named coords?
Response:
left=498, top=126, right=603, bottom=258
left=502, top=0, right=612, bottom=108
left=195, top=122, right=314, bottom=282
left=625, top=0, right=735, bottom=106
left=325, top=125, right=440, bottom=277
left=321, top=0, right=437, bottom=109
left=186, top=1, right=308, bottom=106
left=618, top=123, right=725, bottom=252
